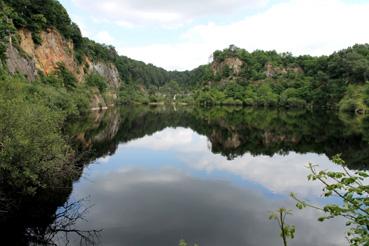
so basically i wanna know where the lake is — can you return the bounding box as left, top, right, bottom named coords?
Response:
left=2, top=106, right=369, bottom=246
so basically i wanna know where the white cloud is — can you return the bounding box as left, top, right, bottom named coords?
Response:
left=94, top=31, right=115, bottom=44
left=71, top=0, right=268, bottom=26
left=116, top=127, right=342, bottom=197
left=118, top=0, right=369, bottom=70
left=70, top=14, right=90, bottom=37
left=181, top=151, right=338, bottom=197
left=71, top=168, right=347, bottom=246
left=124, top=127, right=206, bottom=151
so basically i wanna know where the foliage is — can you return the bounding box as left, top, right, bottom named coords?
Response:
left=269, top=208, right=295, bottom=246
left=0, top=2, right=15, bottom=57
left=85, top=72, right=108, bottom=93
left=339, top=84, right=369, bottom=113
left=292, top=155, right=369, bottom=246
left=200, top=44, right=368, bottom=111
left=118, top=84, right=150, bottom=105
left=178, top=239, right=199, bottom=246
left=0, top=77, right=74, bottom=196
left=5, top=0, right=81, bottom=44
left=56, top=63, right=77, bottom=90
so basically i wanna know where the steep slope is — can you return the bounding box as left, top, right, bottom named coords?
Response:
left=0, top=0, right=125, bottom=109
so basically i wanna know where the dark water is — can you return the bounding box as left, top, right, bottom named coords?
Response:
left=2, top=106, right=369, bottom=245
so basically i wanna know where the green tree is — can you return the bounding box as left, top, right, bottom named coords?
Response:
left=292, top=155, right=369, bottom=246
left=56, top=63, right=77, bottom=89
left=86, top=72, right=108, bottom=92
left=269, top=208, right=295, bottom=246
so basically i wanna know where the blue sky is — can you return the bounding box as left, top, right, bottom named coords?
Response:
left=59, top=0, right=369, bottom=71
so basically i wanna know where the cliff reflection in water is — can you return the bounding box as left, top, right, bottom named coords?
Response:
left=71, top=106, right=369, bottom=169
left=1, top=106, right=369, bottom=245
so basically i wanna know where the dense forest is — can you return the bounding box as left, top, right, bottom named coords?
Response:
left=191, top=45, right=369, bottom=113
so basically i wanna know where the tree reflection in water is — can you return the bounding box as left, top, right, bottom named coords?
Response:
left=1, top=106, right=369, bottom=245
left=28, top=198, right=101, bottom=246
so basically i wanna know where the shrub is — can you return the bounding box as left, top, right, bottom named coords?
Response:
left=85, top=73, right=108, bottom=92
left=286, top=98, right=307, bottom=108
left=56, top=63, right=77, bottom=90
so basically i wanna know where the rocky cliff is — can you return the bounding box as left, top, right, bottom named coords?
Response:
left=17, top=28, right=84, bottom=80
left=4, top=28, right=122, bottom=108
left=265, top=63, right=303, bottom=78
left=211, top=57, right=244, bottom=78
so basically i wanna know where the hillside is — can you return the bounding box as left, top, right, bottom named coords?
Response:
left=0, top=0, right=189, bottom=109
left=0, top=0, right=369, bottom=113
left=190, top=45, right=369, bottom=113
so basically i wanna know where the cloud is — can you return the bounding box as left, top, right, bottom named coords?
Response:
left=71, top=0, right=268, bottom=26
left=94, top=31, right=115, bottom=44
left=68, top=0, right=369, bottom=70
left=125, top=127, right=206, bottom=151
left=181, top=151, right=337, bottom=197
left=118, top=0, right=369, bottom=70
left=66, top=168, right=346, bottom=246
left=118, top=127, right=341, bottom=197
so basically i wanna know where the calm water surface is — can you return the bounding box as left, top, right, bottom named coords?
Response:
left=4, top=106, right=369, bottom=245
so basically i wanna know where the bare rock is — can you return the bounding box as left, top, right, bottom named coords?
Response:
left=5, top=45, right=37, bottom=81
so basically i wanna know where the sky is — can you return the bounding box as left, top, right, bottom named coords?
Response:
left=59, top=0, right=369, bottom=71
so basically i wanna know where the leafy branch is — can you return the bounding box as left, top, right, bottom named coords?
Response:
left=291, top=155, right=369, bottom=246
left=269, top=208, right=295, bottom=246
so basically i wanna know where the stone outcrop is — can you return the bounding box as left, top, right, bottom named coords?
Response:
left=5, top=45, right=37, bottom=81
left=4, top=28, right=122, bottom=109
left=211, top=57, right=244, bottom=77
left=210, top=55, right=304, bottom=84
left=265, top=63, right=303, bottom=78
left=87, top=61, right=121, bottom=89
left=6, top=28, right=122, bottom=90
left=17, top=28, right=84, bottom=80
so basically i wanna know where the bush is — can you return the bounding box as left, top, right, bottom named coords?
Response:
left=85, top=73, right=108, bottom=92
left=339, top=98, right=359, bottom=113
left=222, top=97, right=243, bottom=105
left=56, top=63, right=77, bottom=90
left=286, top=97, right=307, bottom=108
left=243, top=97, right=255, bottom=106
left=339, top=84, right=368, bottom=113
left=0, top=77, right=75, bottom=195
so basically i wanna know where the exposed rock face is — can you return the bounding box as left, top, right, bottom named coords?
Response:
left=18, top=28, right=84, bottom=80
left=7, top=28, right=122, bottom=90
left=265, top=63, right=303, bottom=78
left=224, top=57, right=244, bottom=75
left=212, top=57, right=244, bottom=77
left=88, top=62, right=121, bottom=89
left=5, top=45, right=37, bottom=81
left=4, top=28, right=122, bottom=108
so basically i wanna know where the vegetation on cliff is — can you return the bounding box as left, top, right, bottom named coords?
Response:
left=192, top=45, right=369, bottom=112
left=0, top=69, right=78, bottom=203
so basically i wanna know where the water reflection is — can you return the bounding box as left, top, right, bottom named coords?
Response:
left=72, top=106, right=369, bottom=169
left=66, top=168, right=346, bottom=246
left=1, top=106, right=368, bottom=245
